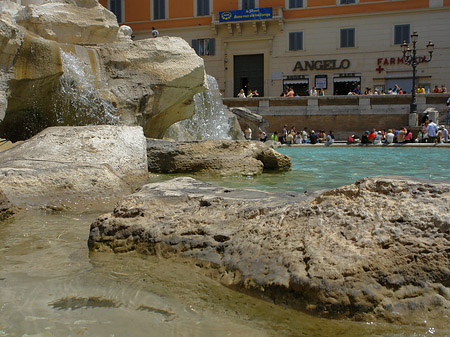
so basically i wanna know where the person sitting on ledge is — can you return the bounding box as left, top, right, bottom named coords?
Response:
left=325, top=131, right=335, bottom=146
left=368, top=129, right=377, bottom=143
left=309, top=130, right=318, bottom=144
left=361, top=131, right=370, bottom=144
left=386, top=129, right=395, bottom=144
left=270, top=131, right=278, bottom=141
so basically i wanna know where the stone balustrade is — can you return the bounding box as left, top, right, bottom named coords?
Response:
left=223, top=94, right=448, bottom=139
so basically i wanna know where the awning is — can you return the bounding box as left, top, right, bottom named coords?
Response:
left=333, top=77, right=361, bottom=83
left=283, top=79, right=309, bottom=84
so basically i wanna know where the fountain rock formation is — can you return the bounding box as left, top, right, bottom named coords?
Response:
left=147, top=138, right=291, bottom=176
left=0, top=125, right=148, bottom=206
left=0, top=0, right=207, bottom=141
left=163, top=75, right=244, bottom=141
left=88, top=176, right=450, bottom=327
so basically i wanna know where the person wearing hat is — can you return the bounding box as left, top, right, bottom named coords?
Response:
left=361, top=131, right=370, bottom=144
left=442, top=126, right=449, bottom=143
left=374, top=131, right=383, bottom=144
left=309, top=130, right=318, bottom=144
left=436, top=126, right=446, bottom=143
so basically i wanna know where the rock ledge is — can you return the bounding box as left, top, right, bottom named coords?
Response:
left=88, top=176, right=450, bottom=326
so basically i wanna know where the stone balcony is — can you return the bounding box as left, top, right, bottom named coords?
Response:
left=210, top=7, right=284, bottom=35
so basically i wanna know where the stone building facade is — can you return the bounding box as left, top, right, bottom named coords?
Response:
left=99, top=0, right=450, bottom=98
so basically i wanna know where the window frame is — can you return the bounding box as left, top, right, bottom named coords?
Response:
left=240, top=0, right=258, bottom=9
left=289, top=32, right=303, bottom=51
left=192, top=38, right=216, bottom=56
left=287, top=0, right=304, bottom=8
left=108, top=0, right=123, bottom=23
left=196, top=0, right=210, bottom=17
left=153, top=0, right=166, bottom=20
left=338, top=0, right=357, bottom=4
left=340, top=28, right=356, bottom=48
left=394, top=24, right=410, bottom=45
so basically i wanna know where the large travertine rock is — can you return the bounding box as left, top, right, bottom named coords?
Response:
left=95, top=36, right=206, bottom=139
left=88, top=176, right=450, bottom=327
left=0, top=125, right=148, bottom=206
left=146, top=139, right=291, bottom=176
left=0, top=0, right=207, bottom=141
left=15, top=1, right=119, bottom=44
left=230, top=107, right=269, bottom=140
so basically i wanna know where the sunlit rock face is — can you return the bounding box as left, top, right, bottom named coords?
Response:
left=0, top=0, right=207, bottom=141
left=88, top=176, right=450, bottom=327
left=0, top=125, right=148, bottom=206
left=15, top=0, right=119, bottom=44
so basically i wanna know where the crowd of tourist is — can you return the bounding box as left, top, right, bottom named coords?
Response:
left=237, top=83, right=448, bottom=98
left=346, top=120, right=449, bottom=145
left=244, top=119, right=449, bottom=145
left=245, top=125, right=335, bottom=145
left=237, top=88, right=260, bottom=98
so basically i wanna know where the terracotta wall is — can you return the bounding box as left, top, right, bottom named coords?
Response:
left=100, top=0, right=438, bottom=29
left=214, top=0, right=239, bottom=12
left=170, top=0, right=193, bottom=19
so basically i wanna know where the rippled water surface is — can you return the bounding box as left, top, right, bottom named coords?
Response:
left=1, top=147, right=449, bottom=336
left=161, top=146, right=450, bottom=193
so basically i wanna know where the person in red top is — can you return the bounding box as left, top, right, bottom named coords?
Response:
left=404, top=128, right=413, bottom=142
left=368, top=129, right=377, bottom=143
left=286, top=87, right=295, bottom=97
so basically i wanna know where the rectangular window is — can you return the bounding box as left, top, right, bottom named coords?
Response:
left=289, top=0, right=303, bottom=8
left=197, top=0, right=210, bottom=16
left=289, top=32, right=303, bottom=51
left=340, top=0, right=355, bottom=4
left=109, top=0, right=122, bottom=23
left=394, top=24, right=410, bottom=45
left=192, top=38, right=215, bottom=56
left=340, top=28, right=355, bottom=48
left=242, top=0, right=256, bottom=9
left=153, top=0, right=165, bottom=20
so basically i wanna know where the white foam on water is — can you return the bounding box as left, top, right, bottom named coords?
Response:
left=55, top=50, right=119, bottom=125
left=164, top=75, right=233, bottom=141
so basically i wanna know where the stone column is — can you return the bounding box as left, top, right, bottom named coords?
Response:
left=408, top=113, right=418, bottom=127
left=307, top=97, right=318, bottom=114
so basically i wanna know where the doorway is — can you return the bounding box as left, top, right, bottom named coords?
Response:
left=234, top=54, right=264, bottom=97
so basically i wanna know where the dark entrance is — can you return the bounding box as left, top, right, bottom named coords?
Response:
left=333, top=77, right=361, bottom=95
left=234, top=54, right=264, bottom=97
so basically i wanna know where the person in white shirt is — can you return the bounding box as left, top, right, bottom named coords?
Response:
left=374, top=131, right=383, bottom=144
left=386, top=129, right=395, bottom=144
left=426, top=120, right=438, bottom=143
left=244, top=125, right=252, bottom=140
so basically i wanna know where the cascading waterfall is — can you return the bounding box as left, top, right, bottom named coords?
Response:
left=163, top=75, right=233, bottom=141
left=53, top=50, right=119, bottom=126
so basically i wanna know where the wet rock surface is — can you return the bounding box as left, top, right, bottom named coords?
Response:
left=0, top=188, right=15, bottom=222
left=147, top=139, right=291, bottom=176
left=88, top=176, right=450, bottom=326
left=0, top=1, right=206, bottom=141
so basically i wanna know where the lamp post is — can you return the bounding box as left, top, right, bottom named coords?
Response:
left=401, top=32, right=434, bottom=114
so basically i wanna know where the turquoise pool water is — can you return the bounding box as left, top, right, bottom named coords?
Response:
left=276, top=146, right=450, bottom=192
left=155, top=147, right=450, bottom=193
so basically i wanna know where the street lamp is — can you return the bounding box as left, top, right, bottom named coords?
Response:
left=401, top=31, right=434, bottom=114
